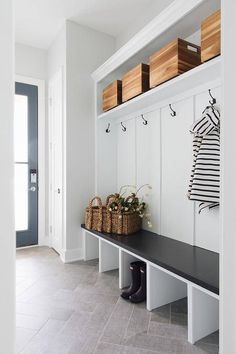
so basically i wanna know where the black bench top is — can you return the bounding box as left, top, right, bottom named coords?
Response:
left=81, top=225, right=219, bottom=295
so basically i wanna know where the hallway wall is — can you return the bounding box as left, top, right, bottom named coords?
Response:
left=0, top=0, right=15, bottom=352
left=15, top=43, right=47, bottom=80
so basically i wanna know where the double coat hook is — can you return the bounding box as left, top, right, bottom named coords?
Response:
left=105, top=123, right=111, bottom=133
left=208, top=89, right=216, bottom=106
left=169, top=104, right=176, bottom=117
left=121, top=122, right=126, bottom=132
left=141, top=114, right=148, bottom=125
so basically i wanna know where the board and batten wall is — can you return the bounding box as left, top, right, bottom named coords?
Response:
left=97, top=83, right=221, bottom=253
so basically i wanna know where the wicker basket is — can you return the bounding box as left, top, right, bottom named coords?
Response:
left=110, top=211, right=142, bottom=235
left=85, top=195, right=115, bottom=233
left=85, top=195, right=142, bottom=235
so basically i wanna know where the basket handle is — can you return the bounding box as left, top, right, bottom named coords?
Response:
left=87, top=196, right=103, bottom=232
left=106, top=194, right=117, bottom=206
left=106, top=194, right=116, bottom=233
left=117, top=204, right=123, bottom=235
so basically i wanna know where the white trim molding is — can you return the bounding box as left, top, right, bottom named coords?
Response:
left=60, top=248, right=83, bottom=263
left=15, top=75, right=47, bottom=246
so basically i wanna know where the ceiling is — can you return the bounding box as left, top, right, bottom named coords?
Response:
left=15, top=0, right=174, bottom=50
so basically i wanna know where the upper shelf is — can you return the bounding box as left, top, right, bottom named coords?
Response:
left=97, top=57, right=221, bottom=121
left=92, top=0, right=220, bottom=84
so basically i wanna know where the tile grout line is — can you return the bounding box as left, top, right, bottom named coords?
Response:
left=123, top=303, right=135, bottom=341
left=18, top=318, right=51, bottom=354
left=97, top=340, right=161, bottom=354
left=146, top=305, right=152, bottom=335
left=92, top=297, right=121, bottom=354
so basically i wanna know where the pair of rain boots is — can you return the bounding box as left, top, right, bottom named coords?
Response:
left=121, top=261, right=146, bottom=303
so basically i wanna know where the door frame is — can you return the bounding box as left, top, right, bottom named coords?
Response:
left=15, top=75, right=46, bottom=246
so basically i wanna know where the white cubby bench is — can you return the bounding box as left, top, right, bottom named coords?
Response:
left=81, top=225, right=219, bottom=345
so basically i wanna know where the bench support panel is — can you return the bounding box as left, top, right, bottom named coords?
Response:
left=83, top=230, right=99, bottom=261
left=119, top=249, right=141, bottom=289
left=99, top=239, right=119, bottom=273
left=147, top=263, right=187, bottom=311
left=188, top=284, right=219, bottom=344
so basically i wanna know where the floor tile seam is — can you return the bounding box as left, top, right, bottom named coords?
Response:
left=123, top=329, right=189, bottom=343
left=123, top=302, right=135, bottom=340
left=147, top=308, right=152, bottom=335
left=91, top=298, right=122, bottom=354
left=16, top=280, right=39, bottom=297
left=18, top=318, right=50, bottom=354
left=98, top=340, right=163, bottom=354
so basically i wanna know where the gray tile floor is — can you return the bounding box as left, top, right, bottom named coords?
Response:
left=16, top=247, right=219, bottom=354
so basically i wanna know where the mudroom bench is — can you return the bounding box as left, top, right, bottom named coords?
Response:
left=81, top=225, right=219, bottom=344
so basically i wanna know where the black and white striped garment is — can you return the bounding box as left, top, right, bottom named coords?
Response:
left=188, top=105, right=220, bottom=213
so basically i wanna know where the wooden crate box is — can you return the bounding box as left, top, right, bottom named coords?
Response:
left=149, top=38, right=201, bottom=88
left=102, top=80, right=122, bottom=112
left=201, top=10, right=221, bottom=63
left=122, top=63, right=149, bottom=102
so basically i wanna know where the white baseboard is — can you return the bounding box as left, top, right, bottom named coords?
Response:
left=60, top=248, right=83, bottom=263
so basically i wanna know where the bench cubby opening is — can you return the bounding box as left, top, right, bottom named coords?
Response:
left=99, top=238, right=119, bottom=273
left=119, top=249, right=146, bottom=289
left=147, top=263, right=187, bottom=312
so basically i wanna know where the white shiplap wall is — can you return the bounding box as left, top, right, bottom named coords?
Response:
left=98, top=84, right=220, bottom=253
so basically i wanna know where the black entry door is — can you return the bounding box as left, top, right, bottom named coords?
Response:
left=15, top=82, right=38, bottom=247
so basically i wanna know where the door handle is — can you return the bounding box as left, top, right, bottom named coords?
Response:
left=29, top=186, right=36, bottom=192
left=57, top=188, right=61, bottom=194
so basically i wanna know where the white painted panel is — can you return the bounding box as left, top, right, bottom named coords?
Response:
left=188, top=284, right=219, bottom=344
left=83, top=230, right=99, bottom=261
left=147, top=264, right=187, bottom=311
left=117, top=118, right=136, bottom=190
left=136, top=110, right=161, bottom=233
left=97, top=118, right=117, bottom=198
left=49, top=68, right=63, bottom=255
left=194, top=86, right=221, bottom=252
left=161, top=97, right=194, bottom=244
left=99, top=239, right=119, bottom=272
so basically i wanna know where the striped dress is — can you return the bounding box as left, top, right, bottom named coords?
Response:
left=188, top=105, right=220, bottom=213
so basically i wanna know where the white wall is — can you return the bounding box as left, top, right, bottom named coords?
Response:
left=0, top=0, right=15, bottom=352
left=47, top=21, right=115, bottom=260
left=115, top=0, right=174, bottom=49
left=48, top=26, right=66, bottom=80
left=98, top=83, right=221, bottom=253
left=220, top=0, right=236, bottom=352
left=65, top=21, right=115, bottom=254
left=15, top=43, right=47, bottom=79
left=48, top=25, right=67, bottom=246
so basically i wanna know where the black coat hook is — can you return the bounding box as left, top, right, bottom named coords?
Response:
left=208, top=89, right=216, bottom=106
left=141, top=114, right=148, bottom=125
left=121, top=122, right=126, bottom=132
left=105, top=123, right=111, bottom=133
left=169, top=104, right=176, bottom=117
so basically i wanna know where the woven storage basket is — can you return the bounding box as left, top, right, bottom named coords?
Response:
left=109, top=211, right=142, bottom=235
left=85, top=195, right=115, bottom=233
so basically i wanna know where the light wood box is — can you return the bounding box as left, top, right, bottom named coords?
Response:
left=102, top=80, right=122, bottom=112
left=201, top=10, right=221, bottom=63
left=122, top=63, right=149, bottom=102
left=149, top=38, right=201, bottom=88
